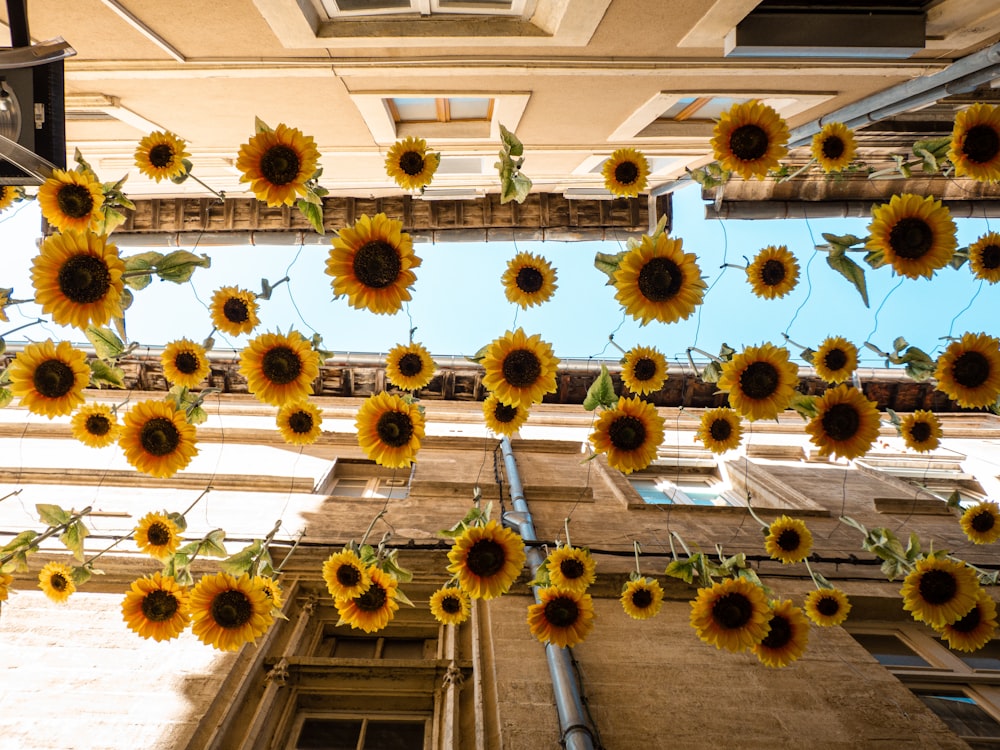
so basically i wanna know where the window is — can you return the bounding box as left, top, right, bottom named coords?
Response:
left=291, top=715, right=428, bottom=749
left=626, top=451, right=740, bottom=507
left=857, top=454, right=988, bottom=511
left=387, top=96, right=494, bottom=125
left=316, top=632, right=432, bottom=659
left=315, top=459, right=412, bottom=498
left=658, top=95, right=750, bottom=122
left=320, top=0, right=526, bottom=17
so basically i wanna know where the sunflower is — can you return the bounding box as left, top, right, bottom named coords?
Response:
left=941, top=589, right=999, bottom=653
left=805, top=385, right=881, bottom=461
left=0, top=185, right=18, bottom=213
left=31, top=230, right=125, bottom=330
left=8, top=339, right=90, bottom=418
left=502, top=251, right=558, bottom=308
left=899, top=410, right=942, bottom=453
left=810, top=122, right=857, bottom=173
left=0, top=572, right=12, bottom=602
left=134, top=511, right=182, bottom=560
left=429, top=586, right=471, bottom=626
left=696, top=407, right=743, bottom=454
left=589, top=395, right=665, bottom=475
left=482, top=393, right=529, bottom=436
left=689, top=576, right=771, bottom=652
left=322, top=549, right=372, bottom=601
left=70, top=403, right=120, bottom=448
left=38, top=561, right=76, bottom=603
left=119, top=399, right=199, bottom=479
left=764, top=515, right=813, bottom=564
left=276, top=400, right=323, bottom=445
left=326, top=213, right=421, bottom=315
left=613, top=232, right=706, bottom=326
left=752, top=599, right=810, bottom=668
left=209, top=286, right=260, bottom=337
left=335, top=566, right=400, bottom=634
left=36, top=168, right=104, bottom=233
left=621, top=345, right=668, bottom=395
left=711, top=100, right=789, bottom=181
left=866, top=193, right=957, bottom=280
left=546, top=546, right=596, bottom=593
left=949, top=103, right=1000, bottom=182
left=812, top=336, right=858, bottom=384
left=527, top=587, right=595, bottom=648
left=803, top=588, right=852, bottom=627
left=602, top=148, right=649, bottom=198
left=447, top=520, right=526, bottom=600
left=190, top=572, right=274, bottom=651
left=161, top=338, right=211, bottom=389
left=746, top=245, right=799, bottom=300
left=385, top=341, right=436, bottom=391
left=481, top=328, right=560, bottom=409
left=620, top=577, right=664, bottom=620
left=134, top=130, right=190, bottom=182
left=121, top=572, right=191, bottom=642
left=934, top=332, right=1000, bottom=409
left=717, top=343, right=799, bottom=422
left=239, top=330, right=321, bottom=407
left=385, top=136, right=439, bottom=191
left=900, top=556, right=980, bottom=628
left=355, top=391, right=425, bottom=468
left=236, top=122, right=320, bottom=207
left=968, top=232, right=1000, bottom=284
left=960, top=501, right=1000, bottom=545
left=256, top=576, right=284, bottom=611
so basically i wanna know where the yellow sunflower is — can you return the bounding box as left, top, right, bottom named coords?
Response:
left=803, top=588, right=852, bottom=627
left=696, top=407, right=743, bottom=454
left=805, top=384, right=881, bottom=461
left=134, top=511, right=182, bottom=560
left=934, top=332, right=1000, bottom=408
left=326, top=213, right=421, bottom=315
left=949, top=102, right=1000, bottom=182
left=711, top=100, right=790, bottom=181
left=190, top=572, right=275, bottom=651
left=134, top=130, right=190, bottom=182
left=764, top=515, right=813, bottom=564
left=121, top=572, right=191, bottom=642
left=717, top=343, right=800, bottom=422
left=866, top=193, right=957, bottom=280
left=161, top=338, right=211, bottom=389
left=355, top=391, right=425, bottom=468
left=546, top=546, right=596, bottom=593
left=236, top=122, right=320, bottom=207
left=385, top=341, right=436, bottom=391
left=527, top=587, right=595, bottom=648
left=322, top=549, right=372, bottom=601
left=481, top=328, right=560, bottom=409
left=968, top=232, right=1000, bottom=284
left=447, top=519, right=526, bottom=600
left=31, top=230, right=125, bottom=330
left=960, top=501, right=1000, bottom=545
left=620, top=577, right=664, bottom=620
left=613, top=232, right=706, bottom=326
left=812, top=336, right=858, bottom=384
left=385, top=136, right=439, bottom=191
left=119, top=399, right=199, bottom=479
left=900, top=556, right=980, bottom=628
left=621, top=345, right=668, bottom=395
left=899, top=410, right=942, bottom=453
left=38, top=561, right=76, bottom=603
left=752, top=599, right=810, bottom=668
left=335, top=566, right=401, bottom=634
left=502, top=251, right=558, bottom=308
left=239, top=330, right=321, bottom=407
left=602, top=147, right=649, bottom=198
left=276, top=400, right=323, bottom=445
left=746, top=245, right=799, bottom=300
left=429, top=586, right=471, bottom=626
left=209, top=286, right=260, bottom=337
left=589, top=395, right=665, bottom=475
left=810, top=122, right=857, bottom=173
left=9, top=339, right=90, bottom=418
left=70, top=403, right=120, bottom=448
left=0, top=185, right=18, bottom=213
left=36, top=168, right=104, bottom=233
left=941, top=589, right=999, bottom=653
left=0, top=572, right=13, bottom=602
left=482, top=393, right=529, bottom=436
left=689, top=576, right=772, bottom=653
left=256, top=575, right=284, bottom=612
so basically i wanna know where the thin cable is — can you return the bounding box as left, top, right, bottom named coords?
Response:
left=589, top=313, right=626, bottom=359
left=864, top=277, right=905, bottom=344
left=783, top=215, right=818, bottom=338
left=945, top=279, right=984, bottom=341
left=692, top=217, right=729, bottom=350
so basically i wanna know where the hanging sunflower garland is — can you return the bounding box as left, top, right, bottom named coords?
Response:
left=527, top=587, right=595, bottom=648
left=36, top=167, right=105, bottom=233
left=239, top=329, right=321, bottom=407
left=940, top=590, right=999, bottom=653
left=496, top=124, right=533, bottom=205
left=0, top=185, right=25, bottom=214
left=121, top=572, right=191, bottom=642
left=385, top=341, right=436, bottom=391
left=752, top=599, right=810, bottom=668
left=933, top=332, right=1000, bottom=409
left=696, top=407, right=743, bottom=454
left=602, top=147, right=649, bottom=198
left=276, top=400, right=323, bottom=445
left=542, top=545, right=597, bottom=593
left=810, top=122, right=857, bottom=173
left=38, top=561, right=77, bottom=603
left=385, top=136, right=440, bottom=191
left=189, top=571, right=275, bottom=651
left=134, top=511, right=184, bottom=560
left=804, top=384, right=881, bottom=461
left=355, top=391, right=426, bottom=468
left=894, top=409, right=942, bottom=453
left=811, top=336, right=858, bottom=384
left=803, top=588, right=852, bottom=628
left=444, top=512, right=526, bottom=601
left=967, top=232, right=1000, bottom=283
left=479, top=328, right=560, bottom=409
left=8, top=339, right=90, bottom=418
left=763, top=515, right=814, bottom=565
left=620, top=542, right=664, bottom=621
left=161, top=338, right=211, bottom=389
left=948, top=102, right=1000, bottom=182
left=482, top=394, right=530, bottom=437
left=589, top=395, right=665, bottom=474
left=710, top=100, right=790, bottom=181
left=745, top=245, right=800, bottom=300
left=70, top=402, right=121, bottom=448
left=866, top=193, right=957, bottom=280
left=209, top=286, right=260, bottom=337
left=429, top=585, right=471, bottom=626
left=717, top=343, right=800, bottom=422
left=960, top=501, right=1000, bottom=546
left=501, top=252, right=558, bottom=308
left=119, top=399, right=199, bottom=479
left=322, top=548, right=372, bottom=601
left=689, top=576, right=772, bottom=653
left=900, top=555, right=981, bottom=629
left=620, top=345, right=668, bottom=396
left=134, top=130, right=190, bottom=183
left=335, top=565, right=403, bottom=633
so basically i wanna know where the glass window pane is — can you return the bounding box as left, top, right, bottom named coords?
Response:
left=332, top=637, right=379, bottom=658
left=693, top=97, right=751, bottom=120
left=915, top=691, right=1000, bottom=740
left=659, top=97, right=697, bottom=119
left=363, top=721, right=426, bottom=749
left=380, top=638, right=426, bottom=660
left=392, top=98, right=438, bottom=122
left=630, top=479, right=670, bottom=504
left=676, top=484, right=723, bottom=506
left=852, top=633, right=930, bottom=667
left=333, top=479, right=370, bottom=497
left=297, top=718, right=363, bottom=749
left=438, top=0, right=512, bottom=6
left=942, top=638, right=1000, bottom=671
left=448, top=97, right=491, bottom=120
left=336, top=0, right=411, bottom=10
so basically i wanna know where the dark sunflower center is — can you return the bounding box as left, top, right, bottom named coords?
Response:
left=441, top=594, right=462, bottom=614
left=709, top=418, right=732, bottom=441
left=288, top=411, right=314, bottom=434
left=353, top=241, right=401, bottom=289
left=824, top=349, right=848, bottom=371
left=633, top=358, right=656, bottom=382
left=58, top=254, right=111, bottom=304
left=544, top=596, right=580, bottom=627
left=494, top=402, right=518, bottom=424
left=730, top=124, right=769, bottom=161
left=515, top=266, right=544, bottom=293
left=980, top=245, right=1000, bottom=269
left=951, top=603, right=982, bottom=633
left=821, top=136, right=845, bottom=160
left=888, top=217, right=933, bottom=260
left=50, top=573, right=68, bottom=591
left=147, top=522, right=172, bottom=546
left=608, top=415, right=647, bottom=451
left=356, top=582, right=388, bottom=612
left=760, top=259, right=786, bottom=286
left=502, top=349, right=542, bottom=388
left=776, top=529, right=801, bottom=552
left=739, top=361, right=779, bottom=400
left=174, top=351, right=200, bottom=374
left=614, top=160, right=640, bottom=186
left=909, top=421, right=932, bottom=443
left=259, top=144, right=300, bottom=186
left=33, top=359, right=75, bottom=399
left=262, top=346, right=303, bottom=385
left=962, top=124, right=1000, bottom=165
left=85, top=414, right=111, bottom=436
left=56, top=184, right=94, bottom=219
left=140, top=417, right=180, bottom=456
left=223, top=297, right=249, bottom=323
left=336, top=563, right=361, bottom=588
left=376, top=410, right=414, bottom=447
left=760, top=614, right=792, bottom=649
left=397, top=352, right=423, bottom=377
left=952, top=350, right=990, bottom=388
left=918, top=569, right=958, bottom=605
left=631, top=588, right=653, bottom=609
left=211, top=590, right=253, bottom=628
left=148, top=144, right=175, bottom=168
left=466, top=539, right=506, bottom=578
left=971, top=510, right=996, bottom=533
left=559, top=558, right=586, bottom=580
left=637, top=257, right=682, bottom=302
left=822, top=403, right=860, bottom=441
left=712, top=592, right=752, bottom=629
left=398, top=150, right=425, bottom=176
left=816, top=596, right=840, bottom=617
left=141, top=589, right=180, bottom=622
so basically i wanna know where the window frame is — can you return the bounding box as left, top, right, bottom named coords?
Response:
left=315, top=458, right=413, bottom=498
left=319, top=0, right=529, bottom=17
left=285, top=709, right=433, bottom=749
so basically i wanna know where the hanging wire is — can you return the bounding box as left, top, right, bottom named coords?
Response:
left=864, top=277, right=905, bottom=345
left=783, top=214, right=819, bottom=338
left=691, top=216, right=729, bottom=350
left=283, top=241, right=322, bottom=337
left=944, top=279, right=984, bottom=342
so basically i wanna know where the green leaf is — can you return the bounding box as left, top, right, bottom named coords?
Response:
left=891, top=346, right=936, bottom=382
left=790, top=393, right=819, bottom=419
left=1, top=550, right=29, bottom=574
left=0, top=387, right=12, bottom=408
left=36, top=503, right=71, bottom=526
left=255, top=116, right=273, bottom=133
left=499, top=123, right=523, bottom=158
left=86, top=326, right=126, bottom=360
left=949, top=247, right=969, bottom=271
left=664, top=553, right=701, bottom=585
left=466, top=343, right=490, bottom=365
left=71, top=565, right=92, bottom=586
left=155, top=251, right=211, bottom=284
left=170, top=159, right=193, bottom=184
left=799, top=346, right=816, bottom=366
left=394, top=588, right=415, bottom=608
left=946, top=490, right=962, bottom=509
left=220, top=540, right=262, bottom=577
left=0, top=529, right=37, bottom=555
left=892, top=336, right=908, bottom=354
left=187, top=405, right=208, bottom=425
left=199, top=529, right=228, bottom=558
left=297, top=198, right=325, bottom=235
left=826, top=249, right=870, bottom=307
left=700, top=362, right=723, bottom=384
left=593, top=251, right=625, bottom=284
left=583, top=364, right=617, bottom=411
left=89, top=359, right=126, bottom=389
left=821, top=233, right=864, bottom=248
left=60, top=520, right=89, bottom=562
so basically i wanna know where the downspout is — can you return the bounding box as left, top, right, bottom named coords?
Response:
left=498, top=436, right=597, bottom=750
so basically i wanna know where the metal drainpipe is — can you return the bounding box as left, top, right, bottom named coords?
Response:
left=498, top=436, right=597, bottom=750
